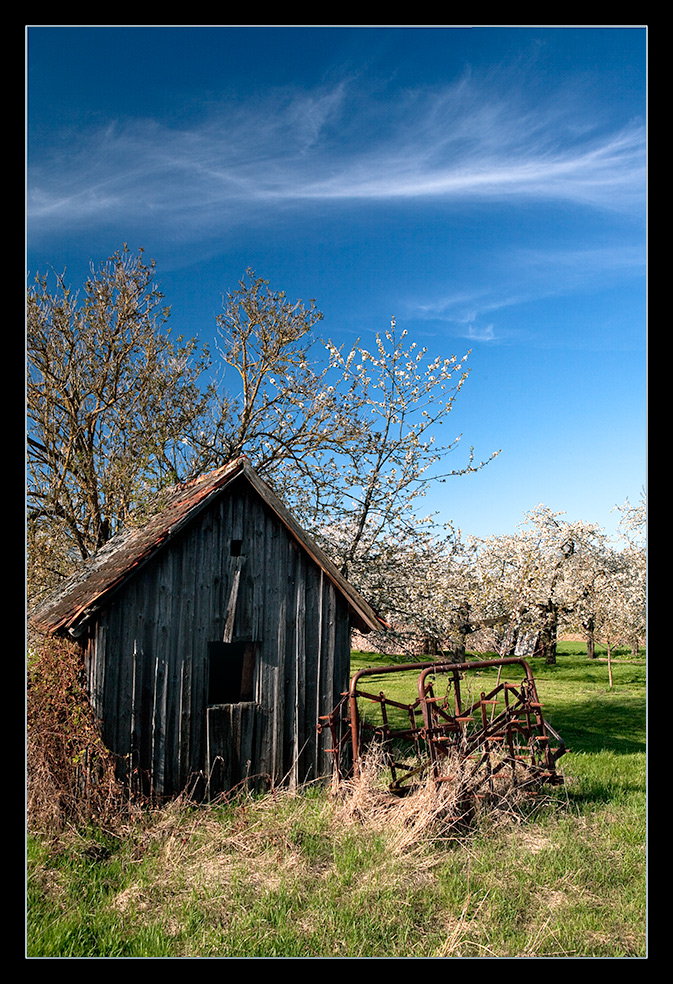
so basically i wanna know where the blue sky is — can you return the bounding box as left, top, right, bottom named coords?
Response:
left=26, top=25, right=647, bottom=541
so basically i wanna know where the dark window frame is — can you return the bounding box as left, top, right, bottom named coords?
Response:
left=208, top=640, right=257, bottom=704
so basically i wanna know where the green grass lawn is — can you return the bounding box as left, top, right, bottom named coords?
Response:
left=27, top=644, right=646, bottom=958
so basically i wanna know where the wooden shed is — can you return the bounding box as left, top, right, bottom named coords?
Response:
left=29, top=457, right=382, bottom=798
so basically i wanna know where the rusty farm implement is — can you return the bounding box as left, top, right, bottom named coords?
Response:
left=320, top=656, right=566, bottom=799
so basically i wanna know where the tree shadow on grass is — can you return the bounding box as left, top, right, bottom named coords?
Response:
left=545, top=697, right=646, bottom=806
left=547, top=696, right=646, bottom=757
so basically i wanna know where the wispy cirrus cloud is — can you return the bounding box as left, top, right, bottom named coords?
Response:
left=27, top=69, right=646, bottom=243
left=406, top=241, right=646, bottom=343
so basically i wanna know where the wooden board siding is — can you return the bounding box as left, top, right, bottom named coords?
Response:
left=86, top=476, right=352, bottom=797
left=206, top=702, right=257, bottom=794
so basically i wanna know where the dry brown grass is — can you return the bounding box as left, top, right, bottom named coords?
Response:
left=331, top=741, right=547, bottom=859
left=76, top=751, right=495, bottom=930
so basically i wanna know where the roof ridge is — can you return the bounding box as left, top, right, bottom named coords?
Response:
left=28, top=456, right=383, bottom=637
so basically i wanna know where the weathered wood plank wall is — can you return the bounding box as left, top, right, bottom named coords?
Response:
left=84, top=477, right=352, bottom=797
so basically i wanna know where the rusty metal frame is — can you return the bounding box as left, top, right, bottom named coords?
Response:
left=320, top=657, right=566, bottom=795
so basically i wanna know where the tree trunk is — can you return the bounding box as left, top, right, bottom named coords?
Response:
left=582, top=614, right=596, bottom=658
left=538, top=614, right=557, bottom=664
left=451, top=604, right=472, bottom=662
left=451, top=641, right=466, bottom=663
left=586, top=631, right=595, bottom=660
left=504, top=626, right=518, bottom=657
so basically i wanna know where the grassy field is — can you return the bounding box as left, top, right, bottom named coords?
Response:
left=27, top=644, right=646, bottom=959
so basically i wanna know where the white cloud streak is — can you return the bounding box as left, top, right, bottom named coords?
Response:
left=27, top=71, right=645, bottom=241
left=406, top=241, right=645, bottom=343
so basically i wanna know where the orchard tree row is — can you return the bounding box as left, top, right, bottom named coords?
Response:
left=344, top=496, right=646, bottom=667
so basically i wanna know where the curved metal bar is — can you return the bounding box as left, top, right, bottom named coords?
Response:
left=416, top=657, right=536, bottom=704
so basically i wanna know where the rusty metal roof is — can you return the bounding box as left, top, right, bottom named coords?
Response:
left=28, top=457, right=383, bottom=637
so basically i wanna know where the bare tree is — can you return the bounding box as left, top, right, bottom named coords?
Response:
left=205, top=270, right=369, bottom=514
left=27, top=246, right=211, bottom=595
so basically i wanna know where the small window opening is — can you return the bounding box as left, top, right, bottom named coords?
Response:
left=230, top=538, right=243, bottom=557
left=208, top=641, right=256, bottom=704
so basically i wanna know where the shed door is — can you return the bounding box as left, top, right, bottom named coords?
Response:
left=206, top=641, right=258, bottom=796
